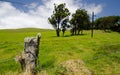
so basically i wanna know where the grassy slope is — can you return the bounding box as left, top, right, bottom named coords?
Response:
left=0, top=28, right=120, bottom=75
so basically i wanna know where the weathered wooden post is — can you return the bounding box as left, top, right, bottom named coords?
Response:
left=24, top=33, right=41, bottom=75
left=16, top=33, right=41, bottom=75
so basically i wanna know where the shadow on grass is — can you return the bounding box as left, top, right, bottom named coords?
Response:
left=51, top=34, right=87, bottom=38
left=73, top=34, right=87, bottom=36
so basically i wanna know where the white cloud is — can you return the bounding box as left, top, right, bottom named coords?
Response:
left=25, top=2, right=38, bottom=9
left=83, top=3, right=103, bottom=15
left=0, top=0, right=103, bottom=29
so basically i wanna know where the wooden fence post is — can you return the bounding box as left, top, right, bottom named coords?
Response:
left=16, top=33, right=41, bottom=75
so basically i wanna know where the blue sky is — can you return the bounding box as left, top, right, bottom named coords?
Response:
left=0, top=0, right=120, bottom=29
left=11, top=0, right=120, bottom=17
left=83, top=0, right=120, bottom=17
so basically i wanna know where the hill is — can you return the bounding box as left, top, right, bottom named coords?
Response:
left=0, top=28, right=120, bottom=75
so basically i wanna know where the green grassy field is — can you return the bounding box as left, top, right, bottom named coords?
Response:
left=0, top=28, right=120, bottom=75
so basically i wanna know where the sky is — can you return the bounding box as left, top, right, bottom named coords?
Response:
left=0, top=0, right=120, bottom=29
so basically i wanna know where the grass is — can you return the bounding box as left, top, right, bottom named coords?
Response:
left=0, top=28, right=120, bottom=75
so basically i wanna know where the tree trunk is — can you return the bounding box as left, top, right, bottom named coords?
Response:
left=56, top=29, right=60, bottom=37
left=78, top=29, right=80, bottom=35
left=81, top=30, right=83, bottom=35
left=62, top=28, right=65, bottom=36
left=70, top=28, right=74, bottom=35
left=75, top=26, right=77, bottom=35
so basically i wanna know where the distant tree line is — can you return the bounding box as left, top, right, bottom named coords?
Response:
left=48, top=3, right=120, bottom=37
left=94, top=16, right=120, bottom=32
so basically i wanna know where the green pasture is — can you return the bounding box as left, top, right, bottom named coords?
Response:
left=0, top=28, right=120, bottom=75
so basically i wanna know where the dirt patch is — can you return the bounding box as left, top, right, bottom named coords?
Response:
left=38, top=70, right=48, bottom=75
left=56, top=59, right=92, bottom=75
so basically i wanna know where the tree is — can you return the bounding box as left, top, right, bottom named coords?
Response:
left=61, top=17, right=69, bottom=36
left=48, top=3, right=70, bottom=37
left=94, top=16, right=120, bottom=32
left=70, top=9, right=90, bottom=35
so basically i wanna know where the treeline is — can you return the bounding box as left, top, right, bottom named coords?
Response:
left=48, top=3, right=120, bottom=37
left=94, top=16, right=120, bottom=32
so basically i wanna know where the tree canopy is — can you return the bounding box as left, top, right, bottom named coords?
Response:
left=70, top=9, right=90, bottom=35
left=95, top=16, right=120, bottom=32
left=48, top=3, right=70, bottom=37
